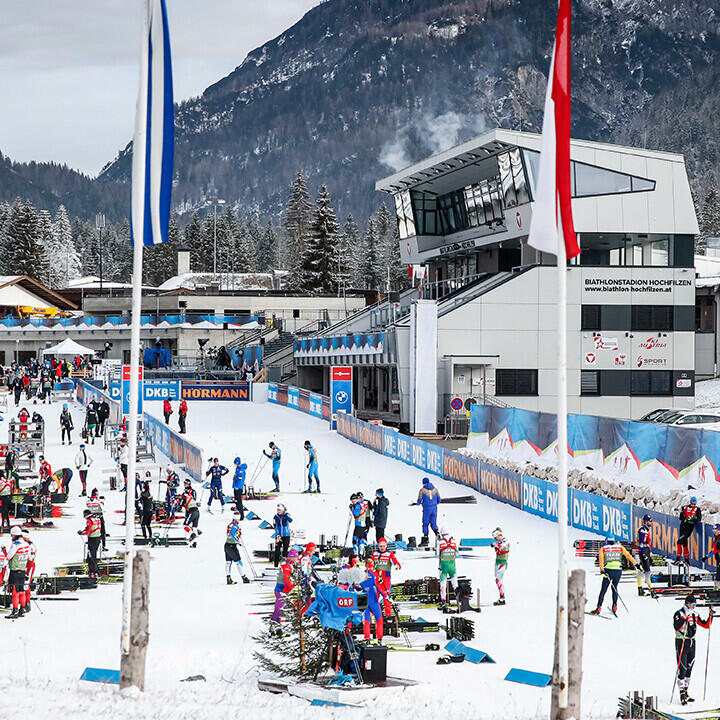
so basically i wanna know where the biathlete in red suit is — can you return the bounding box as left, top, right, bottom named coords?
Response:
left=371, top=537, right=401, bottom=616
left=677, top=498, right=702, bottom=563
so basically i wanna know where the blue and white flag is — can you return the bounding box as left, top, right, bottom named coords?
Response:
left=131, top=0, right=174, bottom=246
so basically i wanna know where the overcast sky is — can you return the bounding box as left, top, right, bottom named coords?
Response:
left=1, top=0, right=322, bottom=176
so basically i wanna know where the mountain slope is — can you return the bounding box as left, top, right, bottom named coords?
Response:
left=7, top=0, right=720, bottom=225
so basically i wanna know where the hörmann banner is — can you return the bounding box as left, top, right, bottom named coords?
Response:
left=181, top=382, right=251, bottom=401
left=357, top=419, right=383, bottom=454
left=443, top=450, right=479, bottom=490
left=479, top=461, right=522, bottom=509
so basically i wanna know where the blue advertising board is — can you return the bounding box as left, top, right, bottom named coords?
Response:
left=143, top=380, right=181, bottom=401
left=268, top=383, right=278, bottom=403
left=572, top=488, right=631, bottom=541
left=357, top=419, right=383, bottom=454
left=287, top=386, right=299, bottom=409
left=521, top=475, right=572, bottom=523
left=122, top=380, right=143, bottom=415
left=411, top=438, right=443, bottom=477
left=330, top=367, right=353, bottom=430
left=309, top=392, right=324, bottom=418
left=109, top=380, right=121, bottom=402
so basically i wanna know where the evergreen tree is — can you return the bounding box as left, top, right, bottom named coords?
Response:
left=72, top=217, right=100, bottom=278
left=374, top=203, right=404, bottom=290
left=6, top=201, right=46, bottom=280
left=256, top=220, right=279, bottom=273
left=297, top=185, right=340, bottom=293
left=184, top=212, right=206, bottom=273
left=37, top=210, right=55, bottom=286
left=336, top=214, right=360, bottom=290
left=359, top=216, right=380, bottom=289
left=53, top=205, right=82, bottom=284
left=102, top=221, right=132, bottom=282
left=144, top=213, right=180, bottom=286
left=235, top=212, right=259, bottom=274
left=283, top=170, right=313, bottom=284
left=253, top=567, right=330, bottom=678
left=699, top=187, right=720, bottom=255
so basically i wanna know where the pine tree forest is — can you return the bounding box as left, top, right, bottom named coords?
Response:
left=0, top=171, right=407, bottom=294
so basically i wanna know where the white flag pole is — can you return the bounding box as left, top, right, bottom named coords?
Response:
left=556, top=222, right=569, bottom=711
left=121, top=0, right=149, bottom=658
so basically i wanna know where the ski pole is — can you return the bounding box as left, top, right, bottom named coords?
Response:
left=671, top=626, right=689, bottom=703
left=610, top=574, right=629, bottom=614
left=703, top=617, right=712, bottom=701
left=32, top=597, right=44, bottom=615
left=240, top=542, right=259, bottom=580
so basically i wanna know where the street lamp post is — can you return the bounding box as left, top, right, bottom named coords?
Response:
left=96, top=213, right=106, bottom=289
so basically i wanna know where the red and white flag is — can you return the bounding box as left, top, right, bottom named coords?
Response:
left=527, top=0, right=580, bottom=260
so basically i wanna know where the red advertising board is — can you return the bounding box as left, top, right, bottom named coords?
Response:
left=122, top=365, right=144, bottom=381
left=331, top=366, right=352, bottom=382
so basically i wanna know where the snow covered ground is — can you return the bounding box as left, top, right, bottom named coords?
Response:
left=696, top=377, right=720, bottom=410
left=1, top=396, right=717, bottom=718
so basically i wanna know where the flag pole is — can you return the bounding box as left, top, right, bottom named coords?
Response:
left=121, top=0, right=149, bottom=659
left=556, top=228, right=569, bottom=711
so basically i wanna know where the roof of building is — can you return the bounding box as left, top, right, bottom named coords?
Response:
left=64, top=276, right=157, bottom=291
left=376, top=128, right=687, bottom=195
left=158, top=272, right=277, bottom=292
left=0, top=275, right=78, bottom=310
left=695, top=255, right=720, bottom=288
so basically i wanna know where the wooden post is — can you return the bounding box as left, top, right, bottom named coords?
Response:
left=120, top=550, right=150, bottom=690
left=552, top=569, right=585, bottom=720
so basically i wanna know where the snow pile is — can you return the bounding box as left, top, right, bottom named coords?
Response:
left=459, top=447, right=720, bottom=525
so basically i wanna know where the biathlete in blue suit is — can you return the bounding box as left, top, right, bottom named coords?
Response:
left=263, top=442, right=281, bottom=492
left=414, top=477, right=441, bottom=546
left=205, top=458, right=229, bottom=513
left=304, top=440, right=320, bottom=493
left=232, top=457, right=247, bottom=519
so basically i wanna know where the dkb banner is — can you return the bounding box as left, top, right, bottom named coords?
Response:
left=572, top=488, right=632, bottom=542
left=522, top=474, right=572, bottom=524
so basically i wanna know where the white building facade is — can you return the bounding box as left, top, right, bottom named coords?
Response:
left=295, top=130, right=699, bottom=428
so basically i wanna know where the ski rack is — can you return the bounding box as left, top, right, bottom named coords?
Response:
left=445, top=616, right=475, bottom=642
left=617, top=690, right=669, bottom=720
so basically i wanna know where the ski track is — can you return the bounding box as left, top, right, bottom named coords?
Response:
left=0, top=397, right=717, bottom=718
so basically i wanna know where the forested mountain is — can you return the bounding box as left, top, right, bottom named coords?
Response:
left=1, top=0, right=719, bottom=237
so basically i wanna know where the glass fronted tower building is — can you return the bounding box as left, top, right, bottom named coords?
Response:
left=294, top=129, right=699, bottom=430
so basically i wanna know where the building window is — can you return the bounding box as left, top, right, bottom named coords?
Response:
left=580, top=371, right=599, bottom=395
left=631, top=305, right=673, bottom=331
left=696, top=296, right=715, bottom=332
left=496, top=369, right=538, bottom=396
left=394, top=191, right=416, bottom=240
left=631, top=370, right=672, bottom=396
left=522, top=149, right=656, bottom=199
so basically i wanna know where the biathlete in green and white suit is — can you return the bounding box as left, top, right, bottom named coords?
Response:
left=437, top=528, right=458, bottom=608
left=491, top=527, right=510, bottom=606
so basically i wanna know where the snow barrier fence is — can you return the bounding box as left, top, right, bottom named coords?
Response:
left=268, top=383, right=718, bottom=574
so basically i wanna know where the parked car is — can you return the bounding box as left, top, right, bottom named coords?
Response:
left=638, top=408, right=720, bottom=429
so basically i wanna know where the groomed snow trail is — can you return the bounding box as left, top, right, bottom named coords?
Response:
left=0, top=398, right=716, bottom=718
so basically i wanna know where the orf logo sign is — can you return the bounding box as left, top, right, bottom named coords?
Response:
left=337, top=597, right=354, bottom=608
